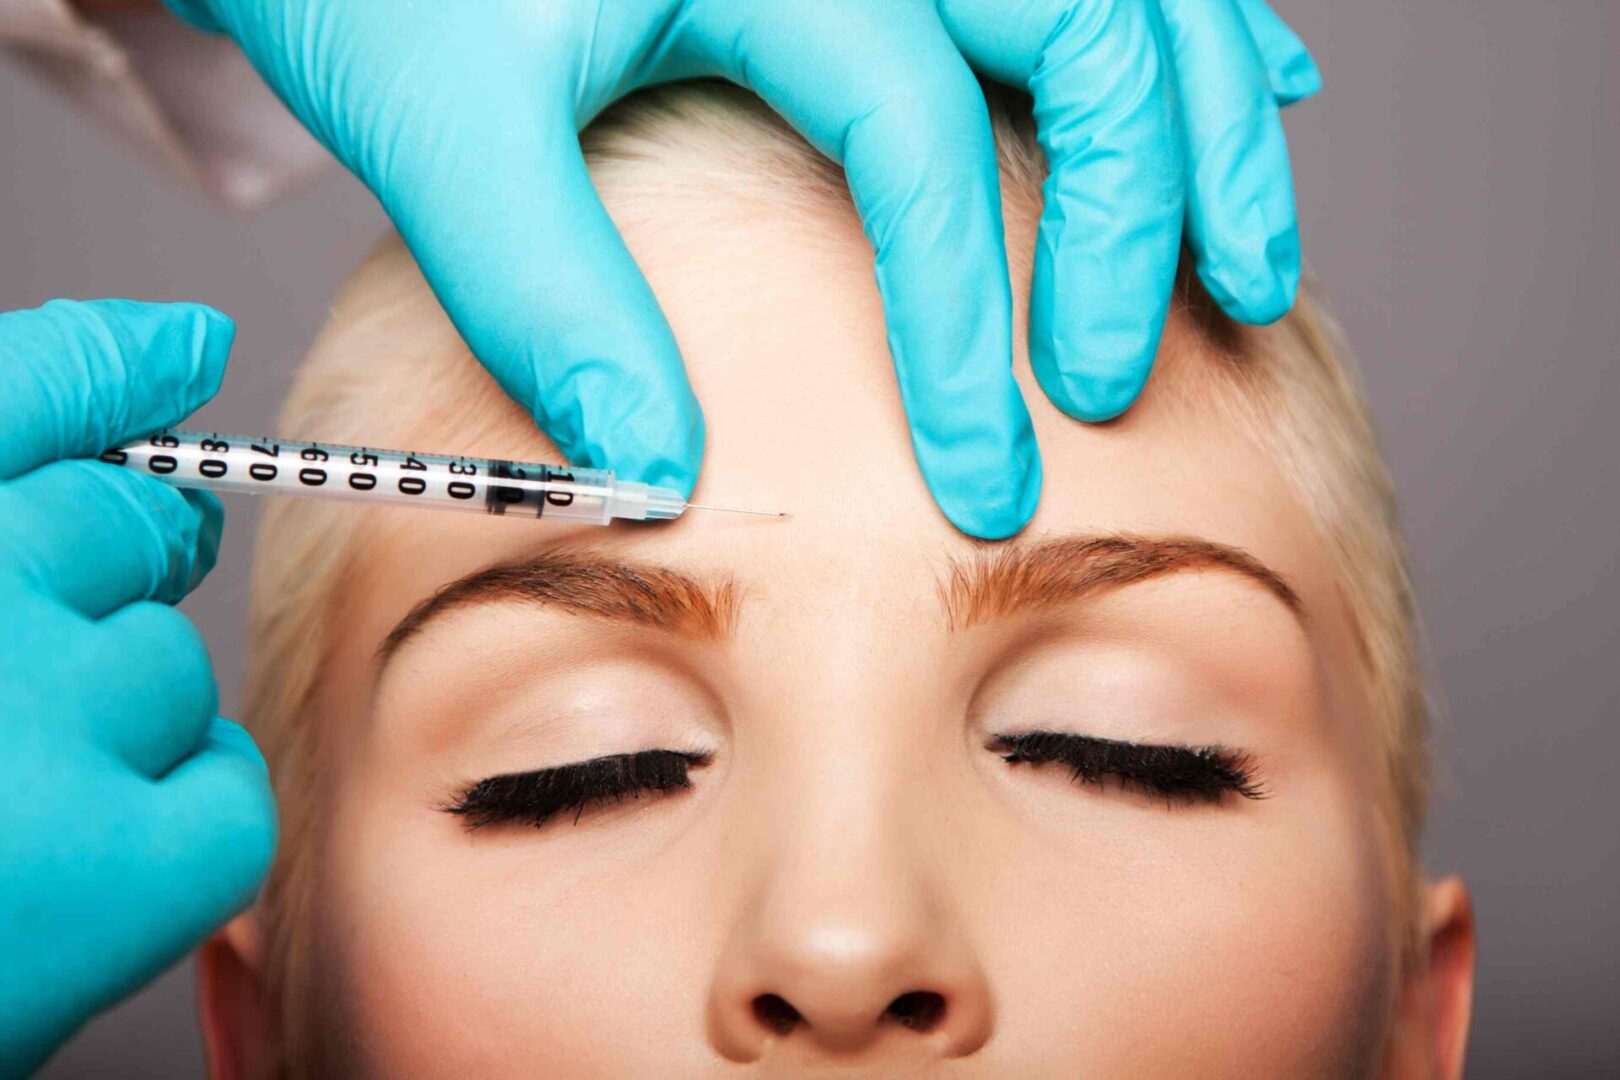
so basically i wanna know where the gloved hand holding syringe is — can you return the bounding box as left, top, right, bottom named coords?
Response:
left=4, top=0, right=1324, bottom=1065
left=104, top=430, right=788, bottom=525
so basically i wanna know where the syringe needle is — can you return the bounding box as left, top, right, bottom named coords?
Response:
left=683, top=502, right=791, bottom=518
left=105, top=426, right=782, bottom=526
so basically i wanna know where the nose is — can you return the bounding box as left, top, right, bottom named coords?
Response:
left=705, top=806, right=994, bottom=1063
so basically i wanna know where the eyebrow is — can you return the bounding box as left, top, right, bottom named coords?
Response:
left=940, top=534, right=1302, bottom=632
left=376, top=533, right=1299, bottom=668
left=376, top=552, right=738, bottom=667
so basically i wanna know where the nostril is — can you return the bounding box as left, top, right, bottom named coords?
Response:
left=885, top=990, right=946, bottom=1032
left=752, top=993, right=802, bottom=1035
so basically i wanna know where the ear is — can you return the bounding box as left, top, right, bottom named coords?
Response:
left=1385, top=875, right=1476, bottom=1079
left=196, top=913, right=281, bottom=1080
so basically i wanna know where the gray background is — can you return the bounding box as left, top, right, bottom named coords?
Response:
left=4, top=1, right=1615, bottom=1076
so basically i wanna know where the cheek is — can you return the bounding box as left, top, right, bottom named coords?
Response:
left=978, top=787, right=1393, bottom=1077
left=307, top=781, right=714, bottom=1078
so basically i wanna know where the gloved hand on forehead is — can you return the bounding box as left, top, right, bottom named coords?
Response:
left=0, top=300, right=276, bottom=1079
left=164, top=0, right=1318, bottom=541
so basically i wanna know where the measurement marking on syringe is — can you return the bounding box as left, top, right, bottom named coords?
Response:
left=100, top=429, right=786, bottom=526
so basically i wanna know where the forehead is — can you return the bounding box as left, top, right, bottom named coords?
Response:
left=314, top=199, right=1387, bottom=889
left=355, top=204, right=1339, bottom=638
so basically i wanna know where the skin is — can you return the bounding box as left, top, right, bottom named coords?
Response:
left=199, top=184, right=1473, bottom=1076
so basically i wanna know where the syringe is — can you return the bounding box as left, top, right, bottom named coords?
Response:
left=100, top=429, right=786, bottom=525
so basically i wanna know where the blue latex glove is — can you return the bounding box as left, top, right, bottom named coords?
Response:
left=0, top=300, right=276, bottom=1079
left=937, top=0, right=1321, bottom=417
left=164, top=0, right=1316, bottom=540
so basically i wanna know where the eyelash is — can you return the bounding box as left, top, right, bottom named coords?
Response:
left=444, top=749, right=712, bottom=831
left=986, top=730, right=1266, bottom=804
left=445, top=731, right=1264, bottom=831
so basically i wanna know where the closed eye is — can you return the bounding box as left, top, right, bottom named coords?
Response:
left=988, top=730, right=1266, bottom=805
left=443, top=749, right=713, bottom=831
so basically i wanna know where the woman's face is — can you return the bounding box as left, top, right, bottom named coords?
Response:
left=273, top=207, right=1403, bottom=1077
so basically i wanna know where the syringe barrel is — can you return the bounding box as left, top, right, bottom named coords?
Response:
left=102, top=430, right=630, bottom=524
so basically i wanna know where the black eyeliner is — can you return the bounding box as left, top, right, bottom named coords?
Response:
left=445, top=748, right=712, bottom=830
left=987, top=730, right=1266, bottom=804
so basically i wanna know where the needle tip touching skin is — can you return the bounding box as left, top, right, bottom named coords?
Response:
left=682, top=503, right=792, bottom=518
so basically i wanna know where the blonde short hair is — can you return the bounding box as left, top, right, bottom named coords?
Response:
left=242, top=81, right=1428, bottom=1043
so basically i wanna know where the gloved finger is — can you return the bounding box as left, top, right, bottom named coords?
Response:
left=939, top=0, right=1187, bottom=422
left=0, top=460, right=222, bottom=616
left=79, top=600, right=218, bottom=779
left=1160, top=0, right=1300, bottom=324
left=148, top=716, right=277, bottom=929
left=683, top=0, right=1039, bottom=539
left=180, top=488, right=226, bottom=593
left=1233, top=0, right=1322, bottom=106
left=375, top=74, right=705, bottom=496
left=72, top=715, right=275, bottom=1017
left=0, top=299, right=233, bottom=482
